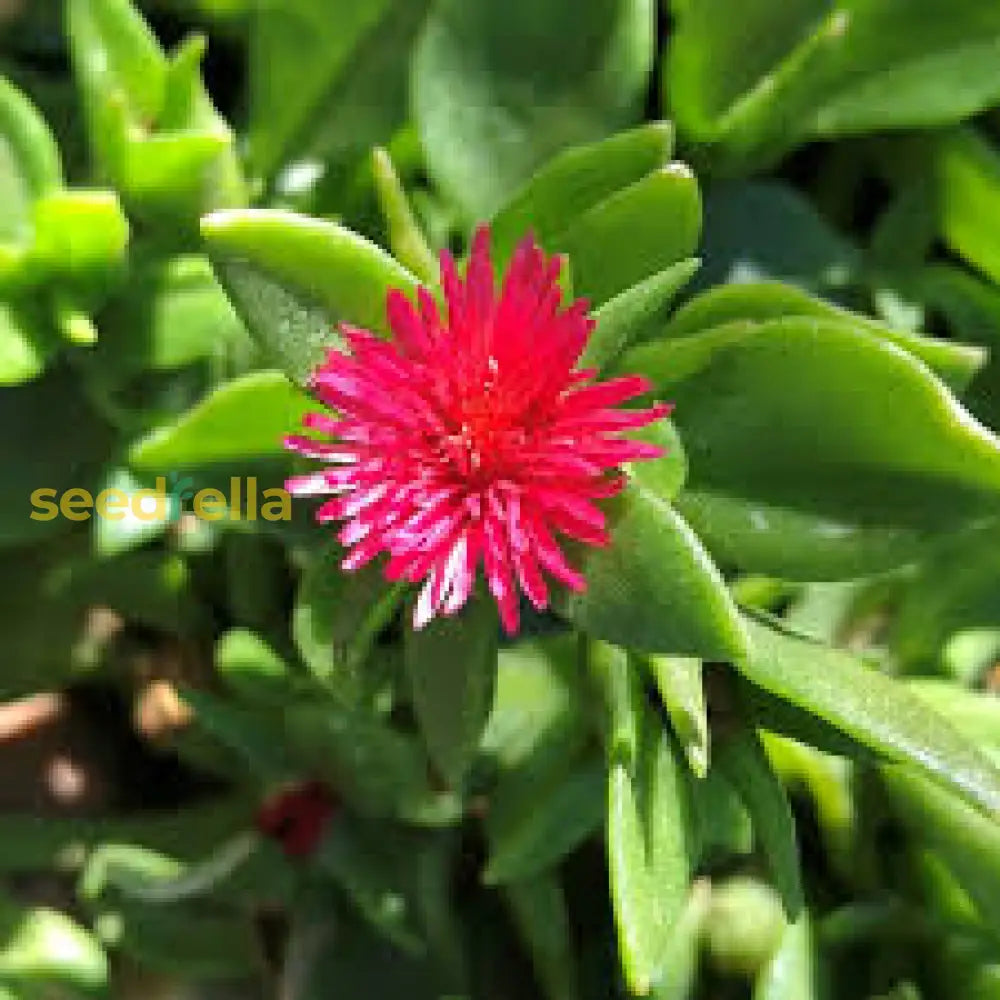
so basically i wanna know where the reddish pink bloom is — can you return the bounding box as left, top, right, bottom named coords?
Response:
left=285, top=226, right=670, bottom=635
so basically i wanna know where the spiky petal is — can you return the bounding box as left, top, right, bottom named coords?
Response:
left=285, top=226, right=671, bottom=634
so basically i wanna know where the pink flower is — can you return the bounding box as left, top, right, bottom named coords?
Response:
left=285, top=226, right=671, bottom=635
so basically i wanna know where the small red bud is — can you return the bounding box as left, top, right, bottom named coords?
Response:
left=255, top=781, right=338, bottom=859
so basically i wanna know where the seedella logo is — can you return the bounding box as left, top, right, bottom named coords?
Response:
left=30, top=475, right=292, bottom=523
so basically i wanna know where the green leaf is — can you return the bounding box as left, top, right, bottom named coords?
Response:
left=0, top=365, right=111, bottom=547
left=667, top=0, right=1000, bottom=167
left=675, top=489, right=933, bottom=580
left=665, top=280, right=985, bottom=390
left=646, top=655, right=709, bottom=777
left=95, top=902, right=259, bottom=980
left=880, top=764, right=1000, bottom=929
left=890, top=521, right=1000, bottom=670
left=285, top=703, right=447, bottom=823
left=180, top=687, right=293, bottom=779
left=484, top=757, right=604, bottom=885
left=489, top=122, right=674, bottom=265
left=67, top=0, right=244, bottom=226
left=372, top=146, right=439, bottom=286
left=248, top=0, right=430, bottom=180
left=404, top=596, right=499, bottom=786
left=248, top=0, right=389, bottom=174
left=738, top=615, right=1000, bottom=820
left=936, top=128, right=1000, bottom=287
left=67, top=0, right=168, bottom=130
left=201, top=209, right=420, bottom=385
left=88, top=254, right=247, bottom=379
left=314, top=819, right=426, bottom=955
left=0, top=77, right=63, bottom=200
left=67, top=549, right=207, bottom=635
left=624, top=419, right=689, bottom=508
left=81, top=843, right=215, bottom=905
left=554, top=163, right=702, bottom=305
left=30, top=188, right=129, bottom=288
left=92, top=468, right=169, bottom=557
left=604, top=652, right=696, bottom=996
left=697, top=181, right=858, bottom=292
left=0, top=76, right=62, bottom=250
left=753, top=913, right=821, bottom=1000
left=650, top=880, right=711, bottom=1000
left=502, top=876, right=579, bottom=1000
left=625, top=318, right=1000, bottom=534
left=413, top=0, right=655, bottom=219
left=0, top=901, right=107, bottom=995
left=0, top=299, right=53, bottom=386
left=216, top=628, right=293, bottom=704
left=293, top=544, right=403, bottom=699
left=690, top=768, right=753, bottom=863
left=129, top=370, right=312, bottom=468
left=581, top=258, right=701, bottom=372
left=560, top=483, right=748, bottom=661
left=481, top=634, right=587, bottom=773
left=716, top=726, right=804, bottom=917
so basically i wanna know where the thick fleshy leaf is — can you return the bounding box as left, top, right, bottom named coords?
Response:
left=936, top=128, right=1000, bottom=287
left=180, top=687, right=293, bottom=779
left=625, top=419, right=688, bottom=504
left=649, top=881, right=711, bottom=1000
left=555, top=163, right=702, bottom=305
left=372, top=147, right=439, bottom=285
left=753, top=913, right=821, bottom=1000
left=1, top=366, right=111, bottom=547
left=68, top=0, right=244, bottom=222
left=667, top=0, right=1000, bottom=166
left=646, top=655, right=709, bottom=778
left=216, top=628, right=293, bottom=704
left=560, top=483, right=747, bottom=661
left=250, top=0, right=432, bottom=180
left=404, top=596, right=499, bottom=786
left=601, top=643, right=696, bottom=996
left=481, top=635, right=585, bottom=772
left=489, top=122, right=674, bottom=265
left=315, top=819, right=426, bottom=954
left=248, top=0, right=392, bottom=177
left=88, top=254, right=247, bottom=379
left=880, top=764, right=1000, bottom=929
left=739, top=615, right=1000, bottom=820
left=0, top=300, right=54, bottom=386
left=0, top=900, right=108, bottom=993
left=413, top=0, right=655, bottom=219
left=625, top=318, right=1000, bottom=533
left=582, top=258, right=700, bottom=372
left=94, top=902, right=260, bottom=980
left=890, top=521, right=1000, bottom=670
left=0, top=77, right=62, bottom=248
left=201, top=209, right=420, bottom=385
left=674, top=490, right=933, bottom=581
left=294, top=545, right=403, bottom=699
left=284, top=703, right=450, bottom=823
left=30, top=188, right=129, bottom=290
left=716, top=726, right=804, bottom=917
left=130, top=371, right=311, bottom=469
left=67, top=0, right=167, bottom=131
left=665, top=280, right=985, bottom=390
left=484, top=757, right=604, bottom=885
left=696, top=181, right=858, bottom=293
left=503, top=876, right=579, bottom=1000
